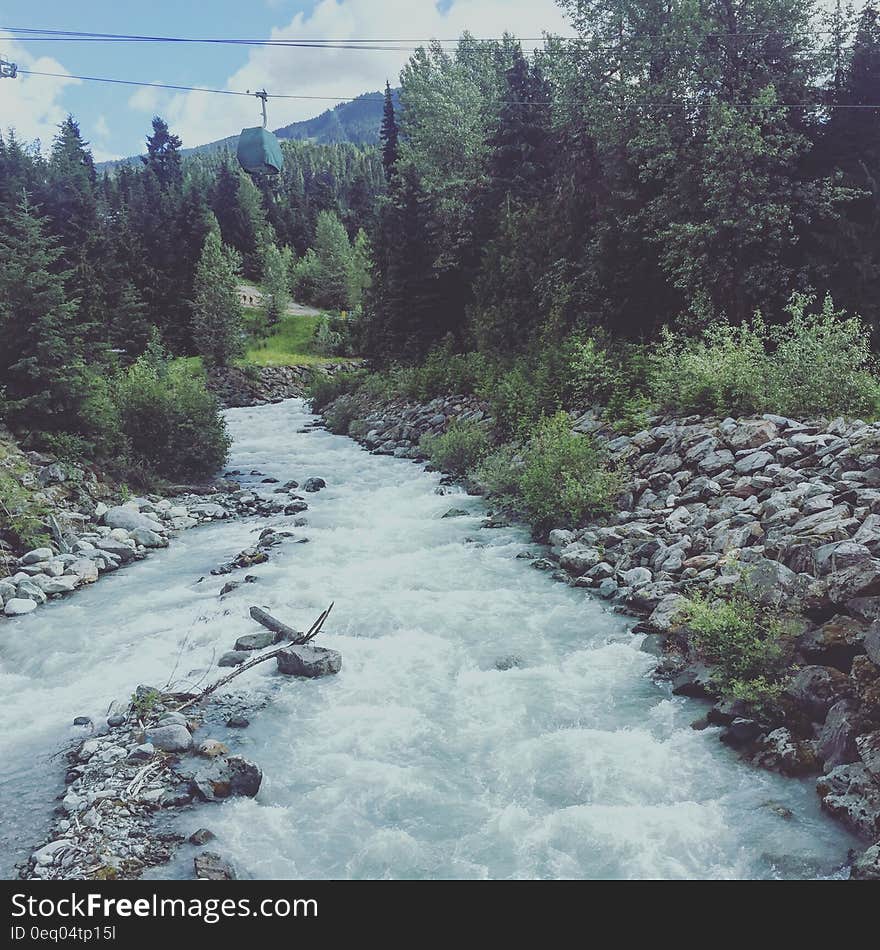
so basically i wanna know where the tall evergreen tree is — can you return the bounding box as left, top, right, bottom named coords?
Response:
left=191, top=225, right=244, bottom=367
left=143, top=116, right=183, bottom=190
left=0, top=199, right=86, bottom=436
left=380, top=81, right=400, bottom=179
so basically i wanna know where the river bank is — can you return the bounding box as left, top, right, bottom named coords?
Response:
left=2, top=398, right=870, bottom=881
left=317, top=389, right=880, bottom=879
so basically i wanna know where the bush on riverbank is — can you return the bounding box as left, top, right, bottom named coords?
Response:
left=114, top=345, right=231, bottom=483
left=677, top=591, right=796, bottom=716
left=420, top=422, right=490, bottom=477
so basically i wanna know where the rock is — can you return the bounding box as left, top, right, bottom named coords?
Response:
left=218, top=651, right=250, bottom=667
left=672, top=663, right=715, bottom=699
left=225, top=715, right=250, bottom=729
left=20, top=547, right=54, bottom=565
left=33, top=575, right=78, bottom=596
left=784, top=665, right=851, bottom=721
left=194, top=852, right=236, bottom=881
left=753, top=728, right=818, bottom=776
left=726, top=419, right=778, bottom=451
left=798, top=615, right=867, bottom=672
left=191, top=755, right=262, bottom=801
left=302, top=477, right=326, bottom=493
left=865, top=622, right=880, bottom=666
left=816, top=700, right=862, bottom=770
left=32, top=839, right=73, bottom=867
left=699, top=449, right=735, bottom=475
left=720, top=718, right=763, bottom=748
left=197, top=740, right=229, bottom=758
left=128, top=743, right=155, bottom=762
left=816, top=763, right=880, bottom=839
left=494, top=655, right=522, bottom=671
left=559, top=543, right=602, bottom=576
left=66, top=558, right=99, bottom=583
left=276, top=645, right=342, bottom=678
left=146, top=724, right=193, bottom=753
left=826, top=559, right=880, bottom=604
left=622, top=567, right=652, bottom=589
left=129, top=528, right=167, bottom=548
left=734, top=451, right=774, bottom=475
left=188, top=828, right=216, bottom=846
left=442, top=508, right=468, bottom=519
left=4, top=598, right=37, bottom=616
left=647, top=594, right=685, bottom=632
left=234, top=632, right=275, bottom=651
left=103, top=505, right=163, bottom=534
left=851, top=843, right=880, bottom=880
left=96, top=538, right=136, bottom=563
left=856, top=730, right=880, bottom=781
left=742, top=558, right=804, bottom=609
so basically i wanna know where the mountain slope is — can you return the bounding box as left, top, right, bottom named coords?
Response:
left=98, top=89, right=397, bottom=171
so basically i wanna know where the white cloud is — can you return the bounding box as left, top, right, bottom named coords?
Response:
left=0, top=29, right=80, bottom=147
left=143, top=0, right=571, bottom=148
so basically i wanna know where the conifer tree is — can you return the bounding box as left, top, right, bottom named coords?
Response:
left=191, top=224, right=245, bottom=367
left=0, top=198, right=86, bottom=436
left=380, top=81, right=400, bottom=179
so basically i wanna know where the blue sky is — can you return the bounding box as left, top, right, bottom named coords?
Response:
left=0, top=0, right=570, bottom=160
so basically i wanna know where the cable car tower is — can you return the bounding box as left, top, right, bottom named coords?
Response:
left=0, top=56, right=18, bottom=79
left=237, top=88, right=284, bottom=178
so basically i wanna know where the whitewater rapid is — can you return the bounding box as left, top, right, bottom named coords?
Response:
left=0, top=399, right=861, bottom=879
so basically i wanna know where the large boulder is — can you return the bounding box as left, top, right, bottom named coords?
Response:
left=146, top=723, right=193, bottom=753
left=752, top=727, right=818, bottom=776
left=190, top=755, right=262, bottom=801
left=103, top=505, right=164, bottom=534
left=816, top=700, right=863, bottom=770
left=559, top=543, right=602, bottom=576
left=816, top=763, right=880, bottom=839
left=797, top=615, right=867, bottom=672
left=784, top=665, right=851, bottom=722
left=276, top=645, right=342, bottom=678
left=851, top=843, right=880, bottom=880
left=4, top=598, right=37, bottom=616
left=856, top=730, right=880, bottom=781
left=725, top=419, right=778, bottom=451
left=825, top=559, right=880, bottom=604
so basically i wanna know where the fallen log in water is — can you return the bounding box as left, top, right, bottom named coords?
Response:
left=176, top=603, right=334, bottom=710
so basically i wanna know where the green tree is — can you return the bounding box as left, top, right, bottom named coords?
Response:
left=262, top=243, right=292, bottom=327
left=0, top=199, right=87, bottom=437
left=191, top=225, right=244, bottom=366
left=380, top=81, right=400, bottom=179
left=312, top=210, right=354, bottom=309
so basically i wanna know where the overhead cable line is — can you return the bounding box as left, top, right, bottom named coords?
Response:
left=15, top=67, right=880, bottom=110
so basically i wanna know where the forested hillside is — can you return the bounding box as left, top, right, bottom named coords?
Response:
left=0, top=114, right=382, bottom=487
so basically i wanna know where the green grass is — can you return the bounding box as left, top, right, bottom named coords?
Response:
left=243, top=312, right=330, bottom=367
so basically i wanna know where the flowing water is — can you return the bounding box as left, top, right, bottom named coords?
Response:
left=0, top=399, right=861, bottom=880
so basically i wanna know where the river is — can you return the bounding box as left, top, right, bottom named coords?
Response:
left=0, top=399, right=861, bottom=879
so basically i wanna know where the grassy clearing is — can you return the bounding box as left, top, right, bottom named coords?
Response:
left=243, top=312, right=330, bottom=367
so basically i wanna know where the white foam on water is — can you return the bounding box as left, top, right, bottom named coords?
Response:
left=0, top=399, right=862, bottom=879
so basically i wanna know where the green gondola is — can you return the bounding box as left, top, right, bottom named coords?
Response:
left=237, top=89, right=284, bottom=176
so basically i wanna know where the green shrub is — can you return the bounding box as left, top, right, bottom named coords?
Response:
left=769, top=293, right=880, bottom=418
left=0, top=468, right=50, bottom=551
left=420, top=421, right=491, bottom=476
left=323, top=395, right=359, bottom=435
left=114, top=348, right=230, bottom=483
left=650, top=293, right=880, bottom=419
left=677, top=591, right=795, bottom=716
left=570, top=335, right=655, bottom=432
left=470, top=443, right=524, bottom=504
left=516, top=412, right=622, bottom=532
left=306, top=370, right=367, bottom=413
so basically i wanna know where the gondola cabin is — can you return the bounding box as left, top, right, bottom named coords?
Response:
left=237, top=126, right=284, bottom=175
left=237, top=89, right=284, bottom=176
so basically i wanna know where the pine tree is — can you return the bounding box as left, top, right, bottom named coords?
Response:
left=313, top=210, right=355, bottom=310
left=191, top=225, right=245, bottom=367
left=0, top=198, right=86, bottom=436
left=380, top=81, right=400, bottom=179
left=261, top=244, right=292, bottom=327
left=143, top=116, right=183, bottom=190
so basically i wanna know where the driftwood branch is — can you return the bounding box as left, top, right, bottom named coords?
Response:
left=249, top=606, right=301, bottom=642
left=175, top=603, right=334, bottom=711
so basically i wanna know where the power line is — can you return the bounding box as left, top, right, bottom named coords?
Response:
left=15, top=66, right=880, bottom=110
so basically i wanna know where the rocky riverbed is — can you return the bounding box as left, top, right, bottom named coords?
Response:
left=319, top=390, right=880, bottom=879
left=208, top=361, right=360, bottom=409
